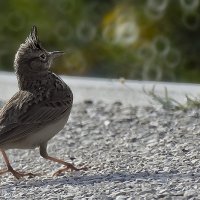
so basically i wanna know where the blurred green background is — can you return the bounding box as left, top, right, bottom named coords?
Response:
left=0, top=0, right=200, bottom=83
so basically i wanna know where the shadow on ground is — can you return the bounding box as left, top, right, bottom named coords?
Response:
left=1, top=171, right=199, bottom=189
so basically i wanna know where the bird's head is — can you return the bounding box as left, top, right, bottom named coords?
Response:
left=14, top=26, right=64, bottom=78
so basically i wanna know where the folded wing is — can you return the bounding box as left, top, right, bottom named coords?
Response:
left=0, top=90, right=71, bottom=145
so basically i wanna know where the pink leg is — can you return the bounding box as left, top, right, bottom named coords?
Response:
left=0, top=149, right=36, bottom=179
left=40, top=143, right=87, bottom=176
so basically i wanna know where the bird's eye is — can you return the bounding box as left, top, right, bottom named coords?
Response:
left=39, top=53, right=46, bottom=61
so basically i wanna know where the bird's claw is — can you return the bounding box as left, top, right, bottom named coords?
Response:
left=0, top=167, right=38, bottom=179
left=53, top=164, right=88, bottom=176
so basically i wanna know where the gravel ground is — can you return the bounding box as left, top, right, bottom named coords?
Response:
left=0, top=100, right=200, bottom=199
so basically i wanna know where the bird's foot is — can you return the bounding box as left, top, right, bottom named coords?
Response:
left=0, top=167, right=37, bottom=179
left=53, top=163, right=88, bottom=176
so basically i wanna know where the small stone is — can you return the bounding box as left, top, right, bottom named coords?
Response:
left=104, top=120, right=110, bottom=126
left=69, top=156, right=76, bottom=161
left=184, top=190, right=197, bottom=198
left=149, top=121, right=159, bottom=127
left=116, top=195, right=128, bottom=200
left=113, top=101, right=122, bottom=106
left=84, top=100, right=93, bottom=105
left=130, top=138, right=137, bottom=142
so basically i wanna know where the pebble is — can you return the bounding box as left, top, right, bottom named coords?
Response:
left=115, top=195, right=128, bottom=200
left=0, top=101, right=200, bottom=199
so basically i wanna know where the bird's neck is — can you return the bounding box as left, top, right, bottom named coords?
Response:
left=16, top=70, right=53, bottom=91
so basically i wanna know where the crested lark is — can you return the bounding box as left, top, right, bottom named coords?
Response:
left=0, top=26, right=85, bottom=179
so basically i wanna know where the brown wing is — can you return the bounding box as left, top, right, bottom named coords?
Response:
left=0, top=90, right=71, bottom=145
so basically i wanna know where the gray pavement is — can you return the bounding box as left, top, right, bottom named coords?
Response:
left=0, top=72, right=200, bottom=199
left=0, top=71, right=200, bottom=105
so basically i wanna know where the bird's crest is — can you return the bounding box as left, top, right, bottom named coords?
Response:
left=25, top=26, right=42, bottom=50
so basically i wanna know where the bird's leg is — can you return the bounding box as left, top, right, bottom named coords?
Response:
left=40, top=143, right=87, bottom=176
left=0, top=149, right=36, bottom=179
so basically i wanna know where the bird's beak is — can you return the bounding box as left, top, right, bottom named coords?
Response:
left=49, top=51, right=65, bottom=59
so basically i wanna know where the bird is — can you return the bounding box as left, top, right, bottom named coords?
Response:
left=0, top=26, right=86, bottom=179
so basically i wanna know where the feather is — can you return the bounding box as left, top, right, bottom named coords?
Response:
left=0, top=90, right=72, bottom=146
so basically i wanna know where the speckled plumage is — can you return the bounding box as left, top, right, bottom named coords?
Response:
left=0, top=26, right=85, bottom=179
left=0, top=72, right=73, bottom=149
